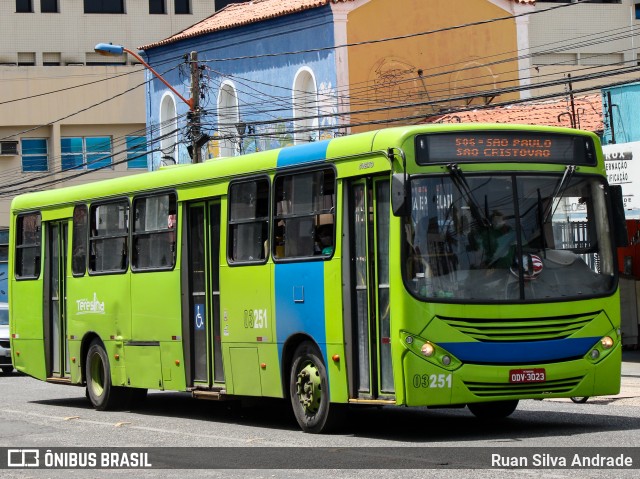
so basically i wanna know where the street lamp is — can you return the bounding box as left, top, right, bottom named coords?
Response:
left=95, top=43, right=193, bottom=110
left=94, top=43, right=202, bottom=163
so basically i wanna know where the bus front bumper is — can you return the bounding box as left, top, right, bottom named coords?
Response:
left=401, top=341, right=621, bottom=407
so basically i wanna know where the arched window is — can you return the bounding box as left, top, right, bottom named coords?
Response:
left=159, top=94, right=178, bottom=163
left=293, top=68, right=319, bottom=144
left=218, top=82, right=240, bottom=157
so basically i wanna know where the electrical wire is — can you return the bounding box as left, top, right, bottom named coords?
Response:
left=193, top=0, right=583, bottom=64
left=0, top=0, right=594, bottom=109
left=0, top=0, right=633, bottom=197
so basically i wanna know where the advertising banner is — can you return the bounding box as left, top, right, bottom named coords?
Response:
left=603, top=142, right=640, bottom=217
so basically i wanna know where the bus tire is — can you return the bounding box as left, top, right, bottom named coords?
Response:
left=468, top=400, right=518, bottom=420
left=289, top=341, right=342, bottom=434
left=85, top=339, right=126, bottom=411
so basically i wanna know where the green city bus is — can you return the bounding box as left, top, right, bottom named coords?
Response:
left=9, top=124, right=626, bottom=433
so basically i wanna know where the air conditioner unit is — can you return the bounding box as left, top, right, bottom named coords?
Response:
left=0, top=141, right=18, bottom=156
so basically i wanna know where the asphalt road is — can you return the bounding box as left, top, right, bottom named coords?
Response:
left=0, top=353, right=639, bottom=478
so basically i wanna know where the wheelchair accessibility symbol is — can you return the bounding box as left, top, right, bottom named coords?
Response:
left=194, top=304, right=205, bottom=331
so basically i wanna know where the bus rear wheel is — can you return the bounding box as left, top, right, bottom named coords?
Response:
left=85, top=339, right=126, bottom=410
left=468, top=400, right=519, bottom=420
left=289, top=342, right=342, bottom=434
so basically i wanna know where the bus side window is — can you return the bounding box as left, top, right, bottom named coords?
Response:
left=72, top=204, right=88, bottom=276
left=228, top=178, right=270, bottom=263
left=132, top=193, right=177, bottom=271
left=15, top=212, right=42, bottom=279
left=273, top=169, right=335, bottom=260
left=89, top=200, right=129, bottom=274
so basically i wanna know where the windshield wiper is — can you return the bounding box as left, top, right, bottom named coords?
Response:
left=447, top=164, right=491, bottom=228
left=543, top=165, right=576, bottom=224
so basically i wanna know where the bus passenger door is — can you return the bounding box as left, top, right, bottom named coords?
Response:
left=345, top=177, right=392, bottom=400
left=44, top=221, right=69, bottom=379
left=184, top=201, right=223, bottom=388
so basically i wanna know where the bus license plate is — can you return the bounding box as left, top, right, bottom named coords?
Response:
left=509, top=368, right=546, bottom=383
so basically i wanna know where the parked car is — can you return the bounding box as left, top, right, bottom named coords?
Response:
left=0, top=302, right=12, bottom=374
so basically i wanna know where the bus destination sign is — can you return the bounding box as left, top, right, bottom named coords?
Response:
left=416, top=131, right=595, bottom=166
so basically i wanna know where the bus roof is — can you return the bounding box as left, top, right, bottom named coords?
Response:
left=10, top=124, right=598, bottom=213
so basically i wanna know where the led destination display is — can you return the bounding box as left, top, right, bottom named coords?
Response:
left=416, top=131, right=596, bottom=165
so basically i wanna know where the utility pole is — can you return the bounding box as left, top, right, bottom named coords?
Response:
left=189, top=51, right=202, bottom=163
left=94, top=43, right=202, bottom=165
left=607, top=91, right=616, bottom=144
left=567, top=74, right=576, bottom=129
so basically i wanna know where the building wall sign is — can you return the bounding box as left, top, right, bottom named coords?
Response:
left=603, top=142, right=640, bottom=217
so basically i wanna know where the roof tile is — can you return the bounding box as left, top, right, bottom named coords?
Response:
left=423, top=94, right=603, bottom=133
left=141, top=0, right=351, bottom=50
left=141, top=0, right=535, bottom=50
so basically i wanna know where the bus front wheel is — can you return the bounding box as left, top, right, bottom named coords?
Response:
left=289, top=342, right=343, bottom=433
left=85, top=339, right=126, bottom=410
left=468, top=400, right=519, bottom=420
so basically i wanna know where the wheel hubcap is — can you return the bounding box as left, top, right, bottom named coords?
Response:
left=295, top=362, right=322, bottom=414
left=89, top=352, right=104, bottom=397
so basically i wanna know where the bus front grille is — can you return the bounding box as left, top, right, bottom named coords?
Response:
left=464, top=376, right=583, bottom=397
left=438, top=312, right=598, bottom=342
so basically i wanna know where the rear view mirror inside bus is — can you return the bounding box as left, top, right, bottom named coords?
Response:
left=392, top=173, right=411, bottom=217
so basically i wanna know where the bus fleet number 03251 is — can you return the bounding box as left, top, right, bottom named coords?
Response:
left=412, top=373, right=452, bottom=389
left=243, top=309, right=268, bottom=329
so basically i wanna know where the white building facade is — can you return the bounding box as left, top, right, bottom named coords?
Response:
left=0, top=0, right=221, bottom=228
left=528, top=0, right=640, bottom=97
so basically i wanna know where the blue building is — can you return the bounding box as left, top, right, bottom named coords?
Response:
left=601, top=82, right=640, bottom=217
left=138, top=0, right=535, bottom=170
left=140, top=1, right=346, bottom=170
left=602, top=82, right=640, bottom=145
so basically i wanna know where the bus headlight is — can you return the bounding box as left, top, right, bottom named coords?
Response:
left=585, top=330, right=618, bottom=363
left=600, top=336, right=614, bottom=349
left=400, top=331, right=461, bottom=370
left=420, top=342, right=435, bottom=357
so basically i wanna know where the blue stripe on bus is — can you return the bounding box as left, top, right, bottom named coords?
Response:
left=277, top=140, right=330, bottom=168
left=274, top=261, right=328, bottom=363
left=439, top=337, right=600, bottom=364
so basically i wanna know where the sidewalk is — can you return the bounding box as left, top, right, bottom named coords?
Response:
left=622, top=349, right=640, bottom=378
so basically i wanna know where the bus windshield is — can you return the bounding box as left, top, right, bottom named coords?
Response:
left=403, top=173, right=615, bottom=302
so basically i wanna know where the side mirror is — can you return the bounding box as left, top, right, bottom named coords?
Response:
left=392, top=173, right=411, bottom=217
left=609, top=185, right=628, bottom=248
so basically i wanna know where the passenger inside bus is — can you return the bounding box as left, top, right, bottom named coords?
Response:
left=469, top=210, right=515, bottom=269
left=315, top=224, right=334, bottom=255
